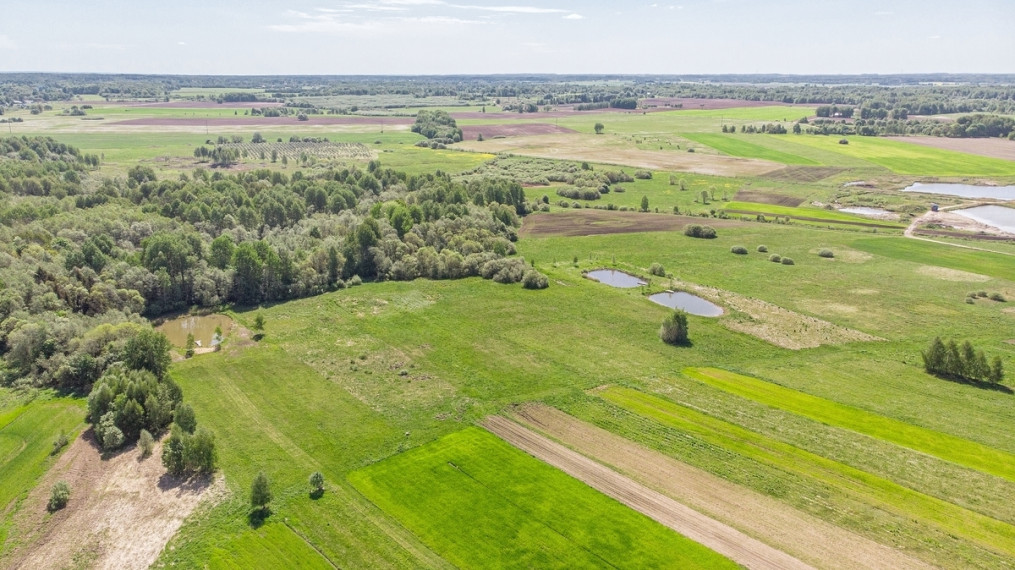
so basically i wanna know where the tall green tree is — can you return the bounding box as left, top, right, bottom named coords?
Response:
left=251, top=471, right=272, bottom=512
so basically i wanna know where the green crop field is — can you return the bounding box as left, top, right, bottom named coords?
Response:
left=349, top=427, right=735, bottom=569
left=684, top=367, right=1015, bottom=482
left=853, top=237, right=1015, bottom=282
left=722, top=200, right=906, bottom=227
left=682, top=132, right=819, bottom=165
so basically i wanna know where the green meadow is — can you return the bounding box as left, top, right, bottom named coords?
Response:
left=349, top=428, right=735, bottom=569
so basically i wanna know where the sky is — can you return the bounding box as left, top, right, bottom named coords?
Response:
left=0, top=0, right=1012, bottom=75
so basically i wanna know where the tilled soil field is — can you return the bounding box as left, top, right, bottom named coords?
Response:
left=518, top=210, right=744, bottom=238
left=497, top=406, right=931, bottom=570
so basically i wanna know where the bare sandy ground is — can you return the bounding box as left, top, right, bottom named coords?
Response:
left=482, top=415, right=813, bottom=570
left=494, top=406, right=932, bottom=570
left=886, top=136, right=1015, bottom=161
left=3, top=431, right=223, bottom=570
left=456, top=133, right=784, bottom=177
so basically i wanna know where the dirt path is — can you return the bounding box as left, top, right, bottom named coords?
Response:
left=482, top=415, right=813, bottom=570
left=492, top=406, right=932, bottom=570
left=2, top=431, right=223, bottom=570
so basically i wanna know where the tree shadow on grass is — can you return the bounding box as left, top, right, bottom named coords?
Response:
left=248, top=507, right=271, bottom=528
left=934, top=373, right=1013, bottom=395
left=309, top=488, right=324, bottom=501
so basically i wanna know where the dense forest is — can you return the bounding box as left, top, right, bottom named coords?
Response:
left=0, top=136, right=544, bottom=391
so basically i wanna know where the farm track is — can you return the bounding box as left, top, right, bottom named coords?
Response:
left=489, top=406, right=933, bottom=570
left=482, top=415, right=814, bottom=570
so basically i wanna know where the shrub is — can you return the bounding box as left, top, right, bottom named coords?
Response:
left=310, top=471, right=325, bottom=493
left=49, top=481, right=71, bottom=511
left=613, top=186, right=625, bottom=193
left=781, top=257, right=795, bottom=265
left=977, top=290, right=988, bottom=298
left=730, top=246, right=748, bottom=255
left=648, top=263, right=666, bottom=277
left=818, top=249, right=834, bottom=258
left=349, top=275, right=363, bottom=286
left=757, top=245, right=768, bottom=253
left=990, top=292, right=1007, bottom=302
left=175, top=403, right=197, bottom=434
left=633, top=170, right=653, bottom=180
left=683, top=224, right=717, bottom=239
left=659, top=310, right=689, bottom=345
left=965, top=297, right=976, bottom=304
left=769, top=254, right=782, bottom=263
left=521, top=270, right=549, bottom=290
left=138, top=429, right=154, bottom=458
left=839, top=138, right=849, bottom=145
left=51, top=432, right=68, bottom=455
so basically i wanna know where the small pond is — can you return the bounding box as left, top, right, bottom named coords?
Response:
left=157, top=314, right=233, bottom=348
left=649, top=291, right=724, bottom=317
left=903, top=182, right=1015, bottom=200
left=954, top=205, right=1015, bottom=234
left=586, top=269, right=647, bottom=288
left=838, top=207, right=893, bottom=217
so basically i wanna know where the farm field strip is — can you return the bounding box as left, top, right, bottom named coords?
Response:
left=598, top=387, right=1015, bottom=557
left=348, top=427, right=736, bottom=569
left=505, top=405, right=936, bottom=570
left=681, top=133, right=820, bottom=165
left=480, top=418, right=809, bottom=570
left=722, top=201, right=905, bottom=228
left=684, top=367, right=1015, bottom=482
left=853, top=237, right=1015, bottom=282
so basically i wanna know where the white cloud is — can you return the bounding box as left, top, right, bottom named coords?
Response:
left=0, top=35, right=16, bottom=50
left=451, top=4, right=567, bottom=14
left=929, top=35, right=941, bottom=40
left=563, top=13, right=583, bottom=19
left=874, top=10, right=893, bottom=16
left=178, top=41, right=187, bottom=46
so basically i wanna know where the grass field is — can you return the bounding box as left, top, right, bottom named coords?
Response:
left=784, top=135, right=1015, bottom=176
left=682, top=133, right=820, bottom=165
left=349, top=427, right=735, bottom=569
left=853, top=237, right=1015, bottom=282
left=722, top=200, right=906, bottom=227
left=599, top=386, right=1015, bottom=558
left=0, top=392, right=87, bottom=550
left=684, top=367, right=1015, bottom=482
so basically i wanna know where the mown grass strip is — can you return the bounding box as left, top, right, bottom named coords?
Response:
left=349, top=427, right=736, bottom=569
left=684, top=367, right=1015, bottom=483
left=682, top=133, right=819, bottom=165
left=853, top=237, right=1015, bottom=282
left=723, top=201, right=905, bottom=228
left=601, top=386, right=1015, bottom=557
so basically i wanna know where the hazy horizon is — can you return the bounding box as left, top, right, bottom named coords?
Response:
left=1, top=0, right=1012, bottom=76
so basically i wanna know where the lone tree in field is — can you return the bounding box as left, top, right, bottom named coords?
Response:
left=659, top=310, right=689, bottom=345
left=251, top=471, right=272, bottom=512
left=640, top=196, right=650, bottom=212
left=252, top=313, right=265, bottom=340
left=594, top=122, right=605, bottom=135
left=310, top=471, right=325, bottom=495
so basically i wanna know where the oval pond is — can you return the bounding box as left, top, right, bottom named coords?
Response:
left=587, top=269, right=647, bottom=288
left=157, top=314, right=233, bottom=348
left=903, top=182, right=1015, bottom=200
left=649, top=291, right=724, bottom=317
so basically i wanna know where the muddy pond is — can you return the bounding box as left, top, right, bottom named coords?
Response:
left=649, top=291, right=724, bottom=317
left=954, top=205, right=1015, bottom=234
left=903, top=182, right=1015, bottom=200
left=156, top=314, right=233, bottom=348
left=587, top=269, right=647, bottom=288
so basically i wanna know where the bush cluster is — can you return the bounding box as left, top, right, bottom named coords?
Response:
left=818, top=249, right=834, bottom=258
left=648, top=263, right=666, bottom=277
left=659, top=310, right=689, bottom=345
left=730, top=245, right=748, bottom=255
left=683, top=224, right=717, bottom=239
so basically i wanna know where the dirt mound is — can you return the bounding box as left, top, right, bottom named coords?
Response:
left=763, top=166, right=846, bottom=183
left=734, top=190, right=805, bottom=207
left=3, top=431, right=223, bottom=570
left=460, top=123, right=575, bottom=141
left=482, top=415, right=813, bottom=570
left=519, top=210, right=743, bottom=238
left=499, top=406, right=931, bottom=570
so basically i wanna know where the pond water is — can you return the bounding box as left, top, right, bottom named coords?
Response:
left=649, top=291, right=724, bottom=317
left=587, top=269, right=647, bottom=288
left=954, top=205, right=1015, bottom=234
left=903, top=182, right=1015, bottom=200
left=838, top=207, right=893, bottom=217
left=157, top=314, right=233, bottom=348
